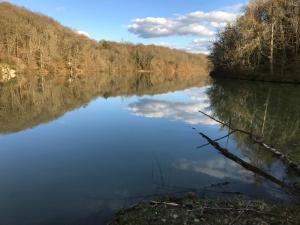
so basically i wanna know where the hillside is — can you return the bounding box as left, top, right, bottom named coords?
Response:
left=210, top=0, right=300, bottom=82
left=0, top=2, right=208, bottom=83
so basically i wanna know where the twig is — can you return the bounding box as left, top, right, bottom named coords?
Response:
left=197, top=130, right=237, bottom=149
left=150, top=201, right=179, bottom=207
left=199, top=111, right=254, bottom=136
left=228, top=201, right=251, bottom=225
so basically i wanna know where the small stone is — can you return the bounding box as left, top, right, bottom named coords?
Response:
left=194, top=218, right=200, bottom=223
left=173, top=214, right=178, bottom=219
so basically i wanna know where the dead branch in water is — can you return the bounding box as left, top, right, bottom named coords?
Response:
left=199, top=111, right=300, bottom=175
left=199, top=132, right=289, bottom=189
left=196, top=129, right=237, bottom=149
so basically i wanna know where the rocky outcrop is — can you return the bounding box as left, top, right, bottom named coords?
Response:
left=0, top=64, right=16, bottom=83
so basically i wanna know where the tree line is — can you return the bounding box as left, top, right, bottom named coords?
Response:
left=0, top=2, right=208, bottom=82
left=210, top=0, right=300, bottom=82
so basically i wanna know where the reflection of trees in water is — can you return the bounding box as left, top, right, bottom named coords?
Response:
left=133, top=73, right=153, bottom=92
left=207, top=79, right=300, bottom=166
left=0, top=72, right=208, bottom=134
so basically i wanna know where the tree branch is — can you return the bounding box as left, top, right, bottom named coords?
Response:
left=199, top=132, right=289, bottom=189
left=199, top=111, right=300, bottom=175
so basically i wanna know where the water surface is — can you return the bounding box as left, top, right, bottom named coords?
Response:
left=0, top=76, right=299, bottom=225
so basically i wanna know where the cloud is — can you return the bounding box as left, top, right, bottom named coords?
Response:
left=149, top=40, right=210, bottom=54
left=184, top=38, right=212, bottom=54
left=77, top=30, right=91, bottom=38
left=128, top=10, right=238, bottom=39
left=128, top=17, right=214, bottom=38
left=175, top=158, right=253, bottom=182
left=128, top=87, right=217, bottom=125
left=221, top=3, right=246, bottom=14
left=127, top=4, right=244, bottom=54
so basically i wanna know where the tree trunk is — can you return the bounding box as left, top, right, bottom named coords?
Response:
left=270, top=3, right=275, bottom=75
left=40, top=51, right=43, bottom=69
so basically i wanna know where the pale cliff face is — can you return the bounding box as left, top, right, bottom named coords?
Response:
left=0, top=64, right=16, bottom=83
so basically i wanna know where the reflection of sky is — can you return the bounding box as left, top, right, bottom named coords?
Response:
left=175, top=158, right=253, bottom=183
left=128, top=86, right=218, bottom=125
left=0, top=84, right=292, bottom=225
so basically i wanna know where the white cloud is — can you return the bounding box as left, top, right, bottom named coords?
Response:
left=128, top=87, right=218, bottom=125
left=175, top=158, right=253, bottom=182
left=182, top=11, right=237, bottom=24
left=77, top=30, right=91, bottom=38
left=128, top=10, right=238, bottom=39
left=127, top=4, right=244, bottom=54
left=184, top=38, right=212, bottom=54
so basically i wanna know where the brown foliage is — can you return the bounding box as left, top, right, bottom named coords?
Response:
left=210, top=0, right=300, bottom=81
left=0, top=2, right=208, bottom=80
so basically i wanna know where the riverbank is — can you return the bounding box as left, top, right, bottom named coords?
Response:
left=109, top=195, right=300, bottom=225
left=210, top=69, right=300, bottom=84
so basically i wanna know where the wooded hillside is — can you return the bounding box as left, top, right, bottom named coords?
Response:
left=210, top=0, right=300, bottom=82
left=0, top=2, right=208, bottom=82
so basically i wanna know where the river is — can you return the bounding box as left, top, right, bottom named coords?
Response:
left=0, top=75, right=299, bottom=225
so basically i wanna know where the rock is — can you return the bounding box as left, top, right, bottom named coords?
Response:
left=0, top=64, right=16, bottom=83
left=194, top=218, right=200, bottom=223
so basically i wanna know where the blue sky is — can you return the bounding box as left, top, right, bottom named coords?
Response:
left=6, top=0, right=248, bottom=53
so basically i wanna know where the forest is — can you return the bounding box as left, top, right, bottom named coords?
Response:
left=210, top=0, right=300, bottom=82
left=0, top=2, right=208, bottom=83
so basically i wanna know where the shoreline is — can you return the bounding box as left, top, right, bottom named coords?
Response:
left=108, top=194, right=300, bottom=225
left=210, top=71, right=300, bottom=84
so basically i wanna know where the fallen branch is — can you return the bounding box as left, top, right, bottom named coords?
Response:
left=259, top=142, right=300, bottom=174
left=196, top=129, right=237, bottom=149
left=150, top=201, right=179, bottom=207
left=199, top=111, right=300, bottom=175
left=199, top=111, right=251, bottom=135
left=199, top=132, right=289, bottom=189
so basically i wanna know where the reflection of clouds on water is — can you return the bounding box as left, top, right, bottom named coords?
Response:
left=128, top=87, right=217, bottom=125
left=175, top=158, right=253, bottom=183
left=185, top=87, right=211, bottom=102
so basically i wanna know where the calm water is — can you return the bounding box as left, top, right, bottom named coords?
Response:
left=0, top=76, right=299, bottom=225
